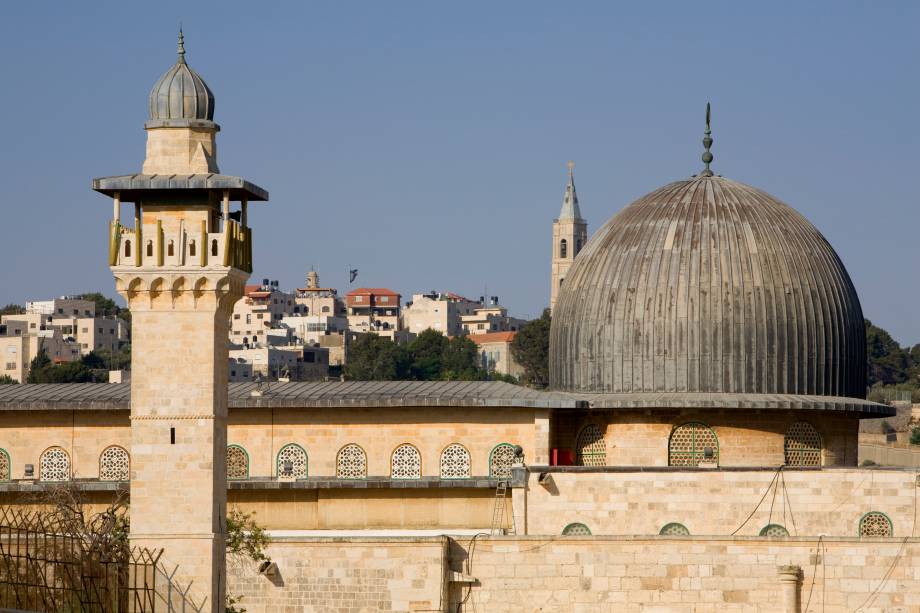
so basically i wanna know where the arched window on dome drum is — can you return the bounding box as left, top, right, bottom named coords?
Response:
left=276, top=443, right=307, bottom=479
left=0, top=448, right=10, bottom=482
left=336, top=444, right=367, bottom=479
left=659, top=523, right=690, bottom=536
left=99, top=445, right=129, bottom=481
left=759, top=524, right=790, bottom=537
left=575, top=423, right=606, bottom=466
left=668, top=422, right=719, bottom=467
left=489, top=443, right=517, bottom=479
left=859, top=512, right=892, bottom=537
left=124, top=240, right=131, bottom=258
left=440, top=444, right=471, bottom=479
left=784, top=422, right=822, bottom=466
left=391, top=444, right=421, bottom=479
left=561, top=522, right=591, bottom=536
left=559, top=239, right=568, bottom=259
left=39, top=447, right=70, bottom=482
left=227, top=445, right=249, bottom=480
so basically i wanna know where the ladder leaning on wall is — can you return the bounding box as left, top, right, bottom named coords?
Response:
left=490, top=480, right=515, bottom=535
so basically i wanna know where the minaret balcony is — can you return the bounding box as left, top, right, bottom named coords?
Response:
left=108, top=219, right=252, bottom=273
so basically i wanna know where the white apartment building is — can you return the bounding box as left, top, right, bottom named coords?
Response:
left=0, top=324, right=81, bottom=382
left=401, top=291, right=480, bottom=337
left=228, top=344, right=329, bottom=381
left=460, top=297, right=527, bottom=335
left=1, top=297, right=129, bottom=356
left=230, top=280, right=296, bottom=346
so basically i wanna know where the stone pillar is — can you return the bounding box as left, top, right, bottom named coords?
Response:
left=777, top=565, right=803, bottom=613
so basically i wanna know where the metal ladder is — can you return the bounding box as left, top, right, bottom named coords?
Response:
left=490, top=480, right=514, bottom=535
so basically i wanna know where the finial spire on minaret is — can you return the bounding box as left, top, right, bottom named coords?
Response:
left=567, top=160, right=575, bottom=180
left=701, top=102, right=714, bottom=177
left=177, top=27, right=186, bottom=64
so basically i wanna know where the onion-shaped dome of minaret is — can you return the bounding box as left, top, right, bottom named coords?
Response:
left=147, top=29, right=215, bottom=125
left=549, top=105, right=880, bottom=413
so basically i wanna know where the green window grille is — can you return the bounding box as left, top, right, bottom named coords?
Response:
left=668, top=422, right=719, bottom=467
left=659, top=522, right=690, bottom=536
left=575, top=424, right=606, bottom=467
left=562, top=522, right=592, bottom=536
left=489, top=443, right=516, bottom=479
left=227, top=445, right=249, bottom=480
left=784, top=422, right=822, bottom=466
left=859, top=512, right=893, bottom=537
left=759, top=524, right=790, bottom=537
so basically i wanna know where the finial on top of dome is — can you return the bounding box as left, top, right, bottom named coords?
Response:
left=177, top=26, right=186, bottom=64
left=701, top=102, right=713, bottom=177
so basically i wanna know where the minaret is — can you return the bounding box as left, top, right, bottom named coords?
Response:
left=550, top=161, right=588, bottom=311
left=93, top=31, right=268, bottom=612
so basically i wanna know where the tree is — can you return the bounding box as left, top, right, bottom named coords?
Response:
left=77, top=292, right=131, bottom=323
left=511, top=309, right=551, bottom=388
left=407, top=329, right=448, bottom=380
left=344, top=333, right=411, bottom=380
left=866, top=319, right=912, bottom=386
left=27, top=348, right=94, bottom=383
left=0, top=375, right=17, bottom=385
left=0, top=304, right=25, bottom=316
left=440, top=335, right=482, bottom=380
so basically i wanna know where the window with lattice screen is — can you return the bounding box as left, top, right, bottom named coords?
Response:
left=276, top=443, right=307, bottom=478
left=659, top=522, right=690, bottom=536
left=489, top=443, right=516, bottom=479
left=391, top=444, right=421, bottom=479
left=668, top=422, right=719, bottom=466
left=227, top=445, right=249, bottom=480
left=99, top=446, right=129, bottom=481
left=440, top=444, right=471, bottom=479
left=859, top=512, right=892, bottom=537
left=562, top=522, right=591, bottom=536
left=40, top=447, right=70, bottom=481
left=784, top=422, right=822, bottom=466
left=336, top=444, right=367, bottom=479
left=0, top=449, right=9, bottom=482
left=575, top=423, right=606, bottom=466
left=759, top=524, right=790, bottom=537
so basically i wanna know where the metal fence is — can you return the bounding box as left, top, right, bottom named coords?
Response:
left=0, top=508, right=160, bottom=612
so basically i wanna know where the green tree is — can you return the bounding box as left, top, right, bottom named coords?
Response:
left=510, top=309, right=551, bottom=388
left=407, top=329, right=448, bottom=380
left=77, top=292, right=131, bottom=323
left=440, top=335, right=482, bottom=380
left=27, top=348, right=94, bottom=383
left=0, top=375, right=17, bottom=385
left=866, top=319, right=912, bottom=386
left=344, top=334, right=411, bottom=380
left=84, top=345, right=131, bottom=371
left=0, top=304, right=25, bottom=316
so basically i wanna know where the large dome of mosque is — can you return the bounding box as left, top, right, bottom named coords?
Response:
left=549, top=170, right=867, bottom=401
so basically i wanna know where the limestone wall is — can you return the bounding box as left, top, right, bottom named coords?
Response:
left=860, top=442, right=920, bottom=469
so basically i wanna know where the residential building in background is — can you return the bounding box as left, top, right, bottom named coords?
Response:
left=0, top=325, right=81, bottom=382
left=550, top=162, right=588, bottom=311
left=294, top=270, right=345, bottom=317
left=401, top=291, right=480, bottom=336
left=230, top=280, right=295, bottom=347
left=1, top=297, right=129, bottom=355
left=460, top=296, right=526, bottom=334
left=346, top=287, right=406, bottom=341
left=228, top=344, right=329, bottom=381
left=469, top=331, right=523, bottom=378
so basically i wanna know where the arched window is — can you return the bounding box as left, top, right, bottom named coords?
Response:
left=211, top=239, right=218, bottom=256
left=559, top=239, right=568, bottom=259
left=39, top=446, right=70, bottom=482
left=784, top=422, right=823, bottom=466
left=167, top=240, right=175, bottom=257
left=276, top=443, right=307, bottom=478
left=859, top=512, right=893, bottom=537
left=561, top=522, right=591, bottom=536
left=0, top=448, right=10, bottom=482
left=391, top=444, right=421, bottom=479
left=99, top=445, right=129, bottom=481
left=189, top=240, right=196, bottom=257
left=668, top=422, right=719, bottom=467
left=336, top=444, right=367, bottom=479
left=759, top=524, right=790, bottom=537
left=575, top=423, right=606, bottom=466
left=146, top=241, right=153, bottom=257
left=227, top=445, right=249, bottom=480
left=659, top=522, right=690, bottom=536
left=489, top=443, right=517, bottom=479
left=440, top=444, right=471, bottom=479
left=124, top=240, right=131, bottom=258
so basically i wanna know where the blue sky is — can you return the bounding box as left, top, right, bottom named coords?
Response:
left=0, top=2, right=917, bottom=344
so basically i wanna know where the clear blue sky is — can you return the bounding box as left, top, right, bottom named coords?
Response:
left=1, top=2, right=917, bottom=345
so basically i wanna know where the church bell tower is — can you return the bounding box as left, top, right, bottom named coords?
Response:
left=550, top=161, right=587, bottom=311
left=92, top=31, right=268, bottom=611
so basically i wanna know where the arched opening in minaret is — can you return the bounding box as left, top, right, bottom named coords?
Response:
left=167, top=240, right=174, bottom=257
left=211, top=239, right=218, bottom=256
left=189, top=240, right=196, bottom=257
left=146, top=241, right=153, bottom=257
left=124, top=240, right=131, bottom=258
left=560, top=239, right=568, bottom=259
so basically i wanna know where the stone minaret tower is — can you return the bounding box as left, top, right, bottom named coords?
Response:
left=550, top=162, right=587, bottom=311
left=93, top=31, right=268, bottom=612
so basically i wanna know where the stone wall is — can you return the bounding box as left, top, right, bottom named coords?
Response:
left=860, top=442, right=920, bottom=469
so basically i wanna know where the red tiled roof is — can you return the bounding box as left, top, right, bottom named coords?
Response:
left=468, top=331, right=516, bottom=345
left=244, top=284, right=261, bottom=294
left=346, top=287, right=400, bottom=297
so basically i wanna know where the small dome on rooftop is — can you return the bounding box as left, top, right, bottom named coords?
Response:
left=148, top=30, right=215, bottom=123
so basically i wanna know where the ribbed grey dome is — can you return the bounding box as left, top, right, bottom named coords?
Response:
left=148, top=31, right=215, bottom=122
left=549, top=175, right=867, bottom=399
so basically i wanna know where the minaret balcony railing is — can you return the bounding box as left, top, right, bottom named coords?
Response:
left=108, top=219, right=252, bottom=273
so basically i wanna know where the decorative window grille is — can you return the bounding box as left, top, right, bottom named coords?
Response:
left=276, top=443, right=307, bottom=479
left=575, top=423, right=606, bottom=466
left=859, top=512, right=893, bottom=537
left=99, top=446, right=129, bottom=481
left=391, top=444, right=421, bottom=479
left=489, top=443, right=517, bottom=479
left=759, top=524, right=790, bottom=537
left=0, top=449, right=9, bottom=481
left=336, top=444, right=367, bottom=479
left=784, top=422, right=822, bottom=466
left=668, top=422, right=719, bottom=467
left=439, top=444, right=471, bottom=479
left=39, top=447, right=70, bottom=482
left=659, top=522, right=690, bottom=536
left=561, top=522, right=591, bottom=536
left=227, top=445, right=249, bottom=480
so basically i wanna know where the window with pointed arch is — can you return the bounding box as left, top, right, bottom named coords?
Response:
left=227, top=445, right=249, bottom=480
left=575, top=423, right=606, bottom=466
left=124, top=240, right=131, bottom=258
left=99, top=445, right=129, bottom=481
left=559, top=239, right=568, bottom=259
left=561, top=522, right=591, bottom=536
left=211, top=239, right=219, bottom=256
left=759, top=524, right=790, bottom=537
left=489, top=443, right=517, bottom=479
left=391, top=444, right=421, bottom=479
left=336, top=444, right=367, bottom=479
left=276, top=443, right=307, bottom=479
left=668, top=422, right=719, bottom=467
left=440, top=444, right=471, bottom=479
left=859, top=512, right=893, bottom=537
left=146, top=241, right=153, bottom=257
left=659, top=522, right=690, bottom=536
left=784, top=422, right=823, bottom=466
left=40, top=446, right=71, bottom=482
left=0, top=448, right=9, bottom=482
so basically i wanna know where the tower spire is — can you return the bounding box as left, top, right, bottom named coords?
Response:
left=177, top=27, right=186, bottom=64
left=701, top=102, right=713, bottom=177
left=559, top=161, right=582, bottom=220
